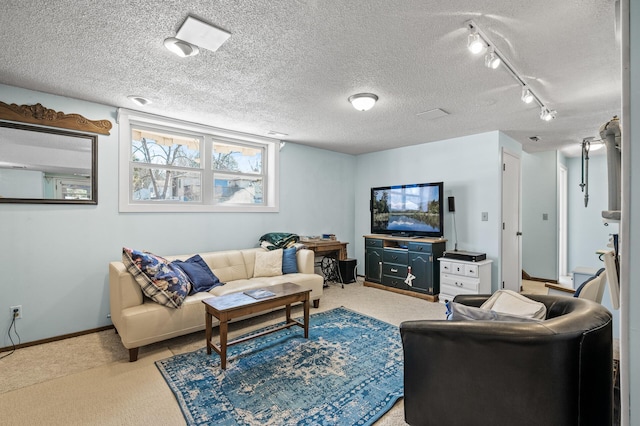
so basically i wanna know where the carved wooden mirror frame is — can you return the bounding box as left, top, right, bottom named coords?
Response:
left=0, top=101, right=112, bottom=204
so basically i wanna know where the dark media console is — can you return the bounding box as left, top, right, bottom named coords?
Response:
left=364, top=234, right=446, bottom=302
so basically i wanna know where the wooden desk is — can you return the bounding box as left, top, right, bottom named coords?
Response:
left=302, top=240, right=348, bottom=260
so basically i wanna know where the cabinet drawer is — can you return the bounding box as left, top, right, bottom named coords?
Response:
left=451, top=263, right=465, bottom=275
left=440, top=261, right=452, bottom=273
left=383, top=249, right=408, bottom=264
left=383, top=263, right=407, bottom=277
left=440, top=283, right=477, bottom=297
left=383, top=275, right=406, bottom=287
left=464, top=264, right=479, bottom=277
left=365, top=238, right=383, bottom=248
left=441, top=275, right=480, bottom=292
left=439, top=292, right=456, bottom=303
left=407, top=242, right=431, bottom=253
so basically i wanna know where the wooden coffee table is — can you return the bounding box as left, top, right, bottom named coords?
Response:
left=202, top=282, right=311, bottom=369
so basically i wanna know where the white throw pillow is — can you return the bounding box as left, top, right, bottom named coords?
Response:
left=253, top=249, right=283, bottom=278
left=480, top=290, right=547, bottom=319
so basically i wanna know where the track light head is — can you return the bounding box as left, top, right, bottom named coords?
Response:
left=484, top=49, right=501, bottom=69
left=540, top=107, right=557, bottom=121
left=164, top=37, right=199, bottom=57
left=467, top=31, right=485, bottom=54
left=521, top=87, right=534, bottom=104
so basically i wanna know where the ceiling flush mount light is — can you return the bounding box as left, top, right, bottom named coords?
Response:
left=465, top=20, right=558, bottom=122
left=127, top=95, right=152, bottom=106
left=164, top=37, right=199, bottom=57
left=348, top=93, right=378, bottom=111
left=484, top=48, right=501, bottom=69
left=521, top=87, right=534, bottom=104
left=540, top=107, right=557, bottom=121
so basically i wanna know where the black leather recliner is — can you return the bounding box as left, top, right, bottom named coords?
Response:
left=400, top=294, right=613, bottom=426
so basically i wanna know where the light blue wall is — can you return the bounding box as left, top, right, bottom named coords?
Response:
left=629, top=0, right=639, bottom=421
left=0, top=84, right=356, bottom=346
left=566, top=154, right=620, bottom=337
left=355, top=131, right=508, bottom=291
left=566, top=155, right=613, bottom=272
left=521, top=151, right=558, bottom=280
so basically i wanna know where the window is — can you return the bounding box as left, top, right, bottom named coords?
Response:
left=118, top=109, right=279, bottom=212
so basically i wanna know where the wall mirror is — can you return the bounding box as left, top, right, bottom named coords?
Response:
left=0, top=121, right=98, bottom=204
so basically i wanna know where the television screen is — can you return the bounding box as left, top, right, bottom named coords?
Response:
left=371, top=182, right=443, bottom=237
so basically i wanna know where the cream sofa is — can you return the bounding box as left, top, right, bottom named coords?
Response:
left=109, top=247, right=323, bottom=361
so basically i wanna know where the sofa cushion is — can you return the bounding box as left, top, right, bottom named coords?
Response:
left=446, top=301, right=541, bottom=322
left=171, top=254, right=223, bottom=294
left=480, top=290, right=547, bottom=319
left=282, top=247, right=298, bottom=274
left=254, top=249, right=283, bottom=278
left=122, top=247, right=191, bottom=308
left=201, top=251, right=250, bottom=283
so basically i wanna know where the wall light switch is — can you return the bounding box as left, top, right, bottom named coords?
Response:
left=543, top=213, right=549, bottom=221
left=481, top=212, right=488, bottom=221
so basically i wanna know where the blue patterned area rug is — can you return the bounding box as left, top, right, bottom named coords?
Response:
left=156, top=307, right=403, bottom=425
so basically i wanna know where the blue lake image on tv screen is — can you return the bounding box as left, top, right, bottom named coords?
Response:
left=387, top=214, right=439, bottom=232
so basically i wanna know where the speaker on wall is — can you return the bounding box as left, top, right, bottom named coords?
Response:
left=448, top=196, right=456, bottom=212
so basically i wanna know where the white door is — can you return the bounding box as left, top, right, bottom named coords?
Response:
left=501, top=149, right=521, bottom=292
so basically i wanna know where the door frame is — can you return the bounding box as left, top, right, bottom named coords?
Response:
left=500, top=148, right=522, bottom=292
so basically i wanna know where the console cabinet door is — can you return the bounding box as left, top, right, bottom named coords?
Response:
left=409, top=251, right=434, bottom=294
left=365, top=248, right=383, bottom=283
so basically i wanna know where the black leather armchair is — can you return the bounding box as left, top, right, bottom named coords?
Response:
left=400, top=294, right=613, bottom=426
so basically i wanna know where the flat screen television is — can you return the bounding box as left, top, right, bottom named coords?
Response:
left=371, top=182, right=444, bottom=238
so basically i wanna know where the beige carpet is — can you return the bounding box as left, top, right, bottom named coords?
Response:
left=0, top=279, right=447, bottom=425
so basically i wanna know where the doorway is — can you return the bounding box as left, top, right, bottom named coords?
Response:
left=501, top=149, right=521, bottom=292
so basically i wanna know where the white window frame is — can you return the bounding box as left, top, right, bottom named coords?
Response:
left=117, top=108, right=279, bottom=213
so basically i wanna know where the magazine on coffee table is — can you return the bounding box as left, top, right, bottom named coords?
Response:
left=244, top=288, right=276, bottom=299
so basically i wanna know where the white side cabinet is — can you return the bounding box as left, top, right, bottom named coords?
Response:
left=438, top=258, right=493, bottom=303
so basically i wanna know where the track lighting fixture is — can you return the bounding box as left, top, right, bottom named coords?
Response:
left=164, top=37, right=199, bottom=57
left=465, top=20, right=557, bottom=122
left=484, top=48, right=501, bottom=69
left=521, top=87, right=534, bottom=104
left=540, top=107, right=557, bottom=121
left=467, top=31, right=485, bottom=54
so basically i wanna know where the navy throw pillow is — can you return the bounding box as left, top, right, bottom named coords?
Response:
left=282, top=247, right=298, bottom=274
left=171, top=254, right=222, bottom=294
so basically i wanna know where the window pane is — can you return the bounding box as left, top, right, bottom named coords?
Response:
left=132, top=167, right=201, bottom=201
left=58, top=179, right=91, bottom=200
left=132, top=128, right=201, bottom=168
left=214, top=174, right=263, bottom=204
left=212, top=143, right=262, bottom=174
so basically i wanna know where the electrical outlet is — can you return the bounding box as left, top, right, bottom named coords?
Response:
left=10, top=305, right=22, bottom=319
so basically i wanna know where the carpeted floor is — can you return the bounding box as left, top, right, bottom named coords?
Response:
left=0, top=279, right=447, bottom=425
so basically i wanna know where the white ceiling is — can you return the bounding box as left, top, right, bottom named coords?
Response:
left=0, top=1, right=621, bottom=156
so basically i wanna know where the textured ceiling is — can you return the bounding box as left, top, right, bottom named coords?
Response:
left=0, top=1, right=621, bottom=156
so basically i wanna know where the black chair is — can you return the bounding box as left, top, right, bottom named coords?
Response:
left=400, top=294, right=613, bottom=426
